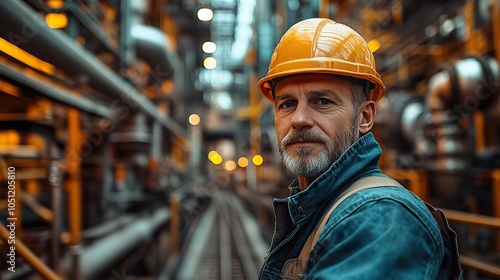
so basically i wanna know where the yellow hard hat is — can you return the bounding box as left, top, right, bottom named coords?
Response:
left=257, top=18, right=385, bottom=102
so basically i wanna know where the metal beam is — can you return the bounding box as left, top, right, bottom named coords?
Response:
left=0, top=64, right=112, bottom=119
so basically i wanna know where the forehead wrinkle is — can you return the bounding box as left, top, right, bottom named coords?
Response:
left=275, top=88, right=345, bottom=104
left=304, top=88, right=344, bottom=103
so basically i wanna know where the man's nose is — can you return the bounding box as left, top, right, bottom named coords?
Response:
left=291, top=103, right=314, bottom=129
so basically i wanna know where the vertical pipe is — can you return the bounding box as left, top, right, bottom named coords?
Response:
left=249, top=72, right=260, bottom=192
left=464, top=0, right=476, bottom=54
left=473, top=111, right=485, bottom=154
left=407, top=170, right=423, bottom=200
left=419, top=170, right=429, bottom=202
left=67, top=108, right=82, bottom=280
left=492, top=0, right=500, bottom=61
left=151, top=120, right=162, bottom=161
left=493, top=169, right=500, bottom=253
left=169, top=195, right=180, bottom=254
left=319, top=0, right=330, bottom=18
left=49, top=163, right=62, bottom=274
left=119, top=0, right=134, bottom=66
left=188, top=123, right=202, bottom=174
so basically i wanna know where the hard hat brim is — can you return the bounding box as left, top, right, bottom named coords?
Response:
left=257, top=63, right=386, bottom=102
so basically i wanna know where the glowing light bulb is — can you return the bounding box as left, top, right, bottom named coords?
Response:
left=202, top=41, right=217, bottom=53
left=188, top=114, right=201, bottom=126
left=252, top=154, right=264, bottom=166
left=197, top=8, right=213, bottom=21
left=203, top=57, right=217, bottom=69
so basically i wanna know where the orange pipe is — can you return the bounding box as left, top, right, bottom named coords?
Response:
left=493, top=169, right=500, bottom=252
left=474, top=111, right=485, bottom=154
left=318, top=0, right=330, bottom=18
left=493, top=169, right=500, bottom=219
left=464, top=0, right=476, bottom=54
left=67, top=108, right=82, bottom=280
left=169, top=195, right=180, bottom=254
left=67, top=108, right=82, bottom=246
left=492, top=0, right=500, bottom=61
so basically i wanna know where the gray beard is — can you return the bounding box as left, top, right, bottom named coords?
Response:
left=279, top=116, right=359, bottom=178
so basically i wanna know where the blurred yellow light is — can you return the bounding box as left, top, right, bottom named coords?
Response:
left=367, top=39, right=381, bottom=53
left=237, top=157, right=249, bottom=168
left=0, top=38, right=54, bottom=74
left=197, top=8, right=213, bottom=21
left=46, top=13, right=68, bottom=29
left=208, top=150, right=218, bottom=160
left=47, top=0, right=64, bottom=8
left=202, top=41, right=217, bottom=53
left=6, top=130, right=20, bottom=146
left=224, top=160, right=236, bottom=171
left=252, top=154, right=264, bottom=166
left=0, top=130, right=20, bottom=147
left=203, top=57, right=217, bottom=69
left=211, top=153, right=223, bottom=165
left=189, top=113, right=201, bottom=126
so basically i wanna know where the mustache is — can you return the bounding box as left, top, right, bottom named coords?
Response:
left=281, top=131, right=328, bottom=146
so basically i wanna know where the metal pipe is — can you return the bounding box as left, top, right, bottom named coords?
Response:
left=494, top=0, right=500, bottom=61
left=0, top=64, right=112, bottom=119
left=151, top=120, right=162, bottom=161
left=49, top=163, right=63, bottom=274
left=425, top=69, right=466, bottom=172
left=0, top=0, right=188, bottom=140
left=66, top=108, right=82, bottom=280
left=424, top=57, right=500, bottom=204
left=425, top=57, right=500, bottom=172
left=400, top=101, right=425, bottom=148
left=0, top=223, right=62, bottom=280
left=67, top=108, right=82, bottom=248
left=131, top=25, right=173, bottom=85
left=130, top=24, right=186, bottom=116
left=79, top=207, right=170, bottom=279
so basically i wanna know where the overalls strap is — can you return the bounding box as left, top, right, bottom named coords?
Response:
left=281, top=176, right=402, bottom=279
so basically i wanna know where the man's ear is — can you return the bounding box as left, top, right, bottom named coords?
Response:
left=358, top=100, right=376, bottom=136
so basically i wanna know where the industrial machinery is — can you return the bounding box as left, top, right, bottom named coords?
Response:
left=0, top=0, right=196, bottom=279
left=0, top=0, right=499, bottom=279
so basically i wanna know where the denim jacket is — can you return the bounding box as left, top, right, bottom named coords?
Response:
left=260, top=132, right=453, bottom=280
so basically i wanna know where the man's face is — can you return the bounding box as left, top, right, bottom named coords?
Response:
left=274, top=74, right=360, bottom=179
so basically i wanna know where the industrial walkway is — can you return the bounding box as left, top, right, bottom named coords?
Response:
left=166, top=190, right=269, bottom=280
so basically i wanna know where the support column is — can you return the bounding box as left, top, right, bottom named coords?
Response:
left=67, top=108, right=82, bottom=280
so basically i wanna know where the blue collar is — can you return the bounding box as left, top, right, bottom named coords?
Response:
left=274, top=132, right=383, bottom=225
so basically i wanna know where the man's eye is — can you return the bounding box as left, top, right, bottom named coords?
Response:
left=317, top=98, right=332, bottom=105
left=279, top=101, right=296, bottom=109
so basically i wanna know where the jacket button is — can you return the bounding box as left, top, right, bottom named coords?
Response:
left=298, top=206, right=304, bottom=212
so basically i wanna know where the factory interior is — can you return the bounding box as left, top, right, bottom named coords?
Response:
left=1, top=0, right=500, bottom=279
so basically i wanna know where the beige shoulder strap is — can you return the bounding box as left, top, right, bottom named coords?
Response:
left=295, top=176, right=403, bottom=273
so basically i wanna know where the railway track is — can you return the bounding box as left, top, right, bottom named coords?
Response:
left=171, top=190, right=269, bottom=280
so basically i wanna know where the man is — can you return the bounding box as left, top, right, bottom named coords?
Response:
left=257, top=18, right=462, bottom=279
